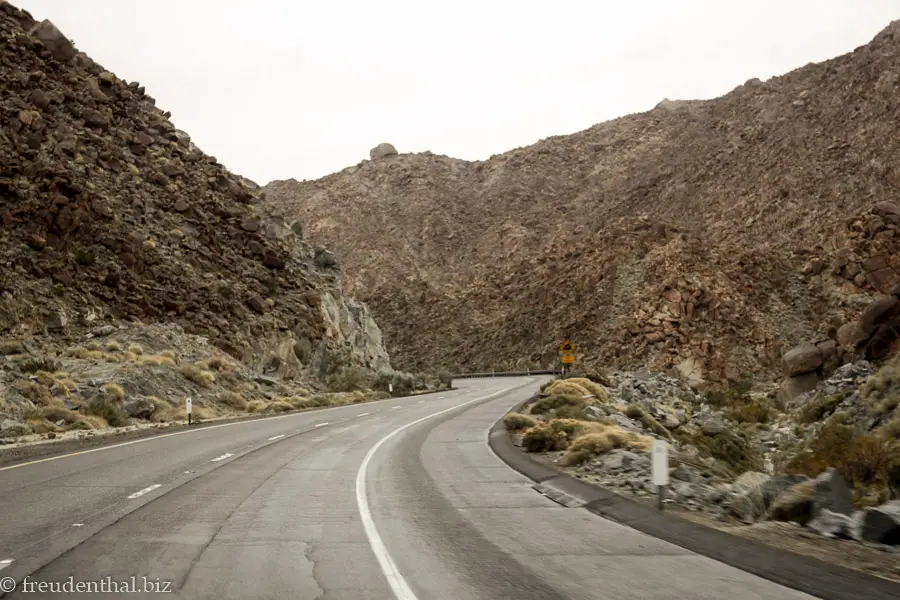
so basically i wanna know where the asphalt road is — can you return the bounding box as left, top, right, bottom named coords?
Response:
left=0, top=377, right=822, bottom=599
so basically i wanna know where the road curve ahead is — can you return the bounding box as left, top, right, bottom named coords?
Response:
left=0, top=377, right=820, bottom=599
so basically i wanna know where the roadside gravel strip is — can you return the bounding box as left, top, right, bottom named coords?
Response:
left=488, top=400, right=900, bottom=600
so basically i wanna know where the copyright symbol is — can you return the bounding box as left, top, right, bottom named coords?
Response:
left=0, top=577, right=16, bottom=593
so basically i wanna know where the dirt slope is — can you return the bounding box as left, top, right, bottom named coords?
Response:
left=264, top=22, right=900, bottom=382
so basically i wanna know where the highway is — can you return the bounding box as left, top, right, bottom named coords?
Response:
left=0, top=377, right=821, bottom=599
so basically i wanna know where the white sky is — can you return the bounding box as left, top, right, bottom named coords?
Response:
left=20, top=1, right=900, bottom=185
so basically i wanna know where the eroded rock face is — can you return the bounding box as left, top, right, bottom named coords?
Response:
left=261, top=19, right=900, bottom=378
left=0, top=1, right=391, bottom=382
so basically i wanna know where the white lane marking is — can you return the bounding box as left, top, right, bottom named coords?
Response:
left=0, top=389, right=420, bottom=472
left=210, top=453, right=233, bottom=462
left=356, top=385, right=517, bottom=600
left=72, top=523, right=84, bottom=527
left=127, top=484, right=161, bottom=499
left=314, top=422, right=329, bottom=428
left=0, top=559, right=14, bottom=572
left=268, top=434, right=285, bottom=441
left=391, top=406, right=402, bottom=410
left=357, top=412, right=371, bottom=417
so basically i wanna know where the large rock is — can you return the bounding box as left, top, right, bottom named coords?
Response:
left=770, top=479, right=816, bottom=524
left=30, top=20, right=76, bottom=62
left=369, top=143, right=398, bottom=160
left=761, top=474, right=810, bottom=508
left=807, top=509, right=855, bottom=539
left=813, top=468, right=854, bottom=516
left=859, top=295, right=900, bottom=336
left=854, top=501, right=900, bottom=545
left=837, top=321, right=867, bottom=348
left=782, top=342, right=823, bottom=376
left=778, top=372, right=821, bottom=405
left=123, top=397, right=155, bottom=419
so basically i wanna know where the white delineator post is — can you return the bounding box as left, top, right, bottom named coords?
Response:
left=186, top=397, right=193, bottom=426
left=651, top=439, right=669, bottom=511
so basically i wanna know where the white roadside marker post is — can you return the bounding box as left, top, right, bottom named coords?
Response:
left=186, top=397, right=193, bottom=426
left=652, top=439, right=669, bottom=512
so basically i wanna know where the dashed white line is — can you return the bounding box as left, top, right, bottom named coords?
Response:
left=356, top=385, right=518, bottom=600
left=210, top=453, right=233, bottom=462
left=314, top=422, right=329, bottom=428
left=72, top=523, right=84, bottom=527
left=127, top=484, right=161, bottom=499
left=357, top=412, right=371, bottom=417
left=268, top=434, right=285, bottom=440
left=391, top=406, right=402, bottom=410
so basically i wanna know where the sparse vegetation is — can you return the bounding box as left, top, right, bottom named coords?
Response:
left=220, top=391, right=248, bottom=411
left=86, top=394, right=128, bottom=427
left=624, top=404, right=673, bottom=440
left=798, top=393, right=846, bottom=424
left=179, top=364, right=216, bottom=388
left=521, top=424, right=568, bottom=452
left=530, top=394, right=585, bottom=415
left=0, top=341, right=24, bottom=356
left=102, top=383, right=126, bottom=402
left=504, top=412, right=538, bottom=431
left=684, top=428, right=762, bottom=476
left=20, top=357, right=61, bottom=374
left=327, top=366, right=371, bottom=393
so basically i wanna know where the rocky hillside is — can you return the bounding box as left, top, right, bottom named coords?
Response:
left=0, top=2, right=391, bottom=385
left=263, top=20, right=900, bottom=384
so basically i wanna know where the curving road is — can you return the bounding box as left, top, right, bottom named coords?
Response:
left=0, top=377, right=821, bottom=599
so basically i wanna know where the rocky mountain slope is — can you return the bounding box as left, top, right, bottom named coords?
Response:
left=0, top=2, right=391, bottom=381
left=263, top=20, right=900, bottom=384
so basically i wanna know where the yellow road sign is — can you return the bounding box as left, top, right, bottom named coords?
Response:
left=560, top=340, right=575, bottom=354
left=561, top=354, right=576, bottom=364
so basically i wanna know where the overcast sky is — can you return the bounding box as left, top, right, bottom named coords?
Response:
left=21, top=1, right=900, bottom=185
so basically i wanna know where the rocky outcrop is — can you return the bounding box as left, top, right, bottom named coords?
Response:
left=262, top=20, right=900, bottom=380
left=0, top=4, right=391, bottom=382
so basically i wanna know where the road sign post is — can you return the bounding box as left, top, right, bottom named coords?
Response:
left=652, top=439, right=669, bottom=511
left=186, top=397, right=193, bottom=426
left=559, top=340, right=576, bottom=377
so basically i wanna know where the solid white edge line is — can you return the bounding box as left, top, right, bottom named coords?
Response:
left=314, top=422, right=329, bottom=428
left=268, top=435, right=285, bottom=441
left=126, top=483, right=161, bottom=499
left=210, top=453, right=233, bottom=462
left=357, top=413, right=371, bottom=417
left=355, top=384, right=519, bottom=600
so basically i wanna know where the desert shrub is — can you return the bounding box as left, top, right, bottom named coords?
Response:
left=728, top=398, right=773, bottom=424
left=179, top=364, right=215, bottom=388
left=0, top=341, right=24, bottom=355
left=798, top=394, right=846, bottom=424
left=127, top=344, right=144, bottom=355
left=785, top=423, right=897, bottom=496
left=624, top=404, right=672, bottom=439
left=504, top=413, right=538, bottom=431
left=1, top=422, right=33, bottom=437
left=86, top=395, right=127, bottom=427
left=220, top=391, right=247, bottom=411
left=546, top=380, right=590, bottom=398
left=102, top=383, right=126, bottom=402
left=14, top=380, right=54, bottom=406
left=247, top=400, right=268, bottom=413
left=530, top=394, right=585, bottom=415
left=875, top=394, right=900, bottom=418
left=689, top=428, right=762, bottom=475
left=268, top=400, right=293, bottom=413
left=366, top=391, right=391, bottom=401
left=521, top=424, right=569, bottom=453
left=41, top=406, right=82, bottom=424
left=309, top=394, right=332, bottom=407
left=560, top=427, right=653, bottom=466
left=106, top=341, right=122, bottom=352
left=20, top=357, right=61, bottom=374
left=75, top=248, right=95, bottom=266
left=326, top=366, right=371, bottom=393
left=553, top=404, right=594, bottom=420
left=564, top=377, right=609, bottom=402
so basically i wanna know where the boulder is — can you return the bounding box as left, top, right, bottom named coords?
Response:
left=602, top=449, right=641, bottom=471
left=782, top=342, right=823, bottom=376
left=778, top=372, right=821, bottom=405
left=813, top=468, right=854, bottom=516
left=761, top=474, right=810, bottom=508
left=770, top=479, right=816, bottom=524
left=123, top=397, right=155, bottom=419
left=854, top=501, right=900, bottom=545
left=837, top=321, right=866, bottom=348
left=859, top=296, right=900, bottom=336
left=807, top=509, right=855, bottom=540
left=369, top=143, right=398, bottom=160
left=30, top=20, right=76, bottom=62
left=699, top=414, right=725, bottom=436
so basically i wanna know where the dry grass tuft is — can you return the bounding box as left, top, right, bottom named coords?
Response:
left=504, top=413, right=538, bottom=431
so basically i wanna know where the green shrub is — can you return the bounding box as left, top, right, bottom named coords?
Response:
left=690, top=428, right=762, bottom=475
left=20, top=357, right=61, bottom=374
left=327, top=367, right=371, bottom=393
